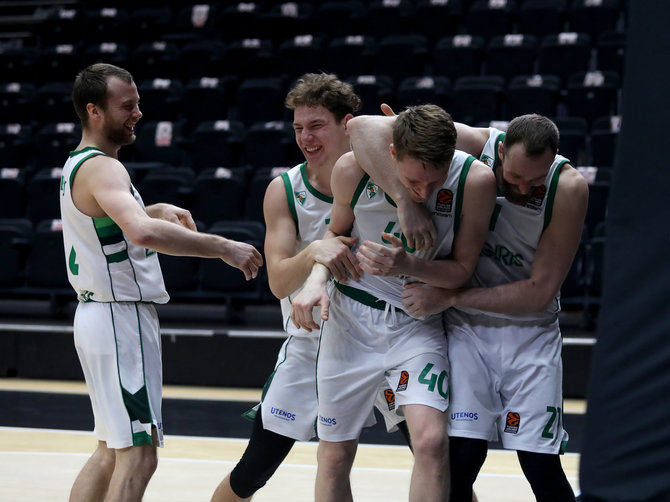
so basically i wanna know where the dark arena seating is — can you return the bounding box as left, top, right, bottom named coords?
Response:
left=0, top=0, right=627, bottom=330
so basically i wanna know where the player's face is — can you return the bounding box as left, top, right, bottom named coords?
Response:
left=101, top=76, right=142, bottom=147
left=498, top=142, right=553, bottom=205
left=293, top=105, right=350, bottom=172
left=393, top=146, right=448, bottom=204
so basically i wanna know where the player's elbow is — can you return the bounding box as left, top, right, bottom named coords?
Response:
left=267, top=275, right=291, bottom=300
left=527, top=284, right=558, bottom=313
left=124, top=221, right=158, bottom=249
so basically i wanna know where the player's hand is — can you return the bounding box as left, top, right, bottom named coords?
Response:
left=290, top=281, right=330, bottom=332
left=312, top=236, right=362, bottom=282
left=147, top=203, right=197, bottom=231
left=221, top=240, right=264, bottom=281
left=357, top=232, right=410, bottom=277
left=395, top=199, right=436, bottom=252
left=402, top=282, right=453, bottom=317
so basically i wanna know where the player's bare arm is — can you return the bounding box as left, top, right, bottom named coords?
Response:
left=263, top=176, right=361, bottom=299
left=290, top=152, right=362, bottom=329
left=145, top=203, right=197, bottom=231
left=447, top=163, right=589, bottom=314
left=347, top=114, right=436, bottom=251
left=454, top=123, right=490, bottom=158
left=358, top=159, right=496, bottom=288
left=74, top=155, right=263, bottom=279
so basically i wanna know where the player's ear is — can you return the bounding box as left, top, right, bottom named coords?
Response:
left=87, top=102, right=102, bottom=122
left=390, top=143, right=397, bottom=161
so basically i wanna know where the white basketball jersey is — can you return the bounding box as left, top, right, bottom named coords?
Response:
left=347, top=150, right=476, bottom=311
left=279, top=162, right=333, bottom=336
left=60, top=147, right=169, bottom=303
left=464, top=128, right=571, bottom=320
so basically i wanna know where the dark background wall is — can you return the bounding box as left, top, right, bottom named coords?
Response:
left=580, top=2, right=670, bottom=501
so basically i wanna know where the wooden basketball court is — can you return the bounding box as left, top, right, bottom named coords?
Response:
left=0, top=378, right=582, bottom=501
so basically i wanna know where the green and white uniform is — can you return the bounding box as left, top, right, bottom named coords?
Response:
left=317, top=151, right=475, bottom=441
left=446, top=129, right=571, bottom=454
left=260, top=162, right=400, bottom=441
left=60, top=146, right=168, bottom=448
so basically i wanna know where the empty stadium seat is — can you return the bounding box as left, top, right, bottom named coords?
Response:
left=485, top=34, right=539, bottom=82
left=450, top=75, right=505, bottom=124
left=433, top=35, right=486, bottom=80
left=564, top=70, right=620, bottom=125
left=189, top=120, right=245, bottom=171
left=538, top=32, right=592, bottom=84
left=242, top=121, right=301, bottom=169
left=506, top=74, right=561, bottom=119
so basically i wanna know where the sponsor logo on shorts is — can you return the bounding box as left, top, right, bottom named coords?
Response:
left=434, top=188, right=453, bottom=215
left=396, top=371, right=409, bottom=392
left=504, top=411, right=520, bottom=434
left=451, top=411, right=478, bottom=422
left=270, top=407, right=296, bottom=422
left=319, top=415, right=337, bottom=426
left=384, top=389, right=396, bottom=411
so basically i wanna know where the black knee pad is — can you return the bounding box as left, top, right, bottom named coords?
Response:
left=229, top=410, right=296, bottom=498
left=517, top=450, right=575, bottom=502
left=449, top=437, right=488, bottom=502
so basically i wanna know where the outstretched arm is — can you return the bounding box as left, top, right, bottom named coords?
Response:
left=74, top=156, right=263, bottom=280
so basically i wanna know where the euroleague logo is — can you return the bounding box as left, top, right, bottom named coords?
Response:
left=435, top=189, right=453, bottom=214
left=526, top=184, right=547, bottom=210
left=504, top=411, right=520, bottom=434
left=384, top=389, right=396, bottom=411
left=396, top=370, right=409, bottom=392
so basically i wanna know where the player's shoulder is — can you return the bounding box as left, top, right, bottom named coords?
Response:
left=467, top=156, right=496, bottom=187
left=558, top=161, right=589, bottom=195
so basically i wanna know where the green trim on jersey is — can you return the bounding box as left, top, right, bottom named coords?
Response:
left=454, top=155, right=476, bottom=234
left=69, top=147, right=106, bottom=187
left=543, top=160, right=568, bottom=231
left=492, top=132, right=505, bottom=197
left=93, top=216, right=129, bottom=263
left=281, top=171, right=298, bottom=227
left=489, top=203, right=502, bottom=231
left=300, top=162, right=333, bottom=203
left=351, top=173, right=370, bottom=209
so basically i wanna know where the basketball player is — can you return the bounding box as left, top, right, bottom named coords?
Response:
left=211, top=73, right=420, bottom=502
left=290, top=104, right=496, bottom=501
left=354, top=112, right=586, bottom=502
left=62, top=63, right=263, bottom=502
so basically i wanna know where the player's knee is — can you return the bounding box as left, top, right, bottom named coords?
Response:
left=229, top=414, right=295, bottom=498
left=136, top=447, right=158, bottom=478
left=411, top=419, right=449, bottom=458
left=517, top=450, right=575, bottom=502
left=94, top=445, right=117, bottom=476
left=317, top=440, right=357, bottom=479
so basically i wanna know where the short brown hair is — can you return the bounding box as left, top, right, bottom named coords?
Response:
left=72, top=63, right=134, bottom=126
left=285, top=73, right=361, bottom=122
left=392, top=104, right=457, bottom=170
left=504, top=114, right=560, bottom=157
